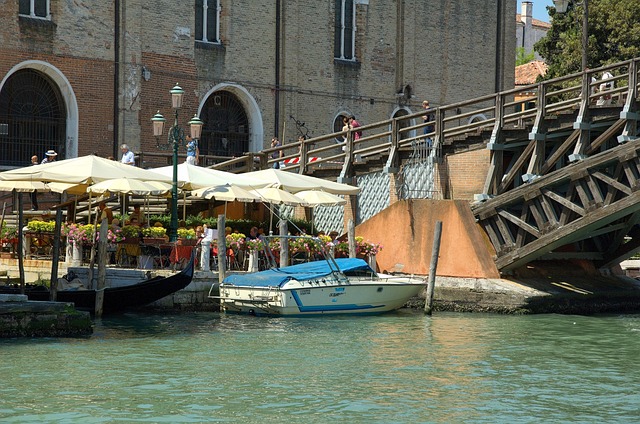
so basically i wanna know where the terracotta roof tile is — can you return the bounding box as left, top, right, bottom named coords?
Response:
left=515, top=60, right=548, bottom=85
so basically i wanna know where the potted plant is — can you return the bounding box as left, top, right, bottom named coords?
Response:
left=142, top=226, right=167, bottom=244
left=226, top=233, right=245, bottom=251
left=26, top=220, right=55, bottom=233
left=177, top=227, right=197, bottom=245
left=1, top=224, right=18, bottom=259
left=120, top=225, right=142, bottom=243
left=62, top=223, right=91, bottom=265
left=245, top=238, right=265, bottom=272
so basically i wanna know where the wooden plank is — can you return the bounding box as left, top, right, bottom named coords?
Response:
left=574, top=180, right=592, bottom=211
left=539, top=194, right=559, bottom=227
left=540, top=129, right=579, bottom=174
left=586, top=119, right=626, bottom=154
left=592, top=170, right=632, bottom=197
left=585, top=173, right=604, bottom=205
left=497, top=139, right=536, bottom=194
left=497, top=190, right=640, bottom=270
left=527, top=199, right=547, bottom=230
left=497, top=209, right=540, bottom=238
left=514, top=206, right=531, bottom=247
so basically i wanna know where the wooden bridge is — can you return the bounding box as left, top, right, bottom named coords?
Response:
left=5, top=57, right=637, bottom=274
left=180, top=57, right=638, bottom=273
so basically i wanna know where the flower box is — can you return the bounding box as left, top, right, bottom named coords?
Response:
left=143, top=237, right=166, bottom=245
left=178, top=238, right=197, bottom=246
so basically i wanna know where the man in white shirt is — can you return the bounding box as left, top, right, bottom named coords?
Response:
left=597, top=71, right=614, bottom=106
left=200, top=224, right=217, bottom=271
left=120, top=144, right=135, bottom=166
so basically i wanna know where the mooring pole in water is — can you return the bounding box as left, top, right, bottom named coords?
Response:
left=424, top=220, right=442, bottom=315
left=217, top=214, right=226, bottom=283
left=17, top=192, right=25, bottom=293
left=50, top=208, right=63, bottom=302
left=348, top=219, right=356, bottom=258
left=95, top=219, right=108, bottom=317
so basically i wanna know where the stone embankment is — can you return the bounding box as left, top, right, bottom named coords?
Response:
left=0, top=294, right=93, bottom=338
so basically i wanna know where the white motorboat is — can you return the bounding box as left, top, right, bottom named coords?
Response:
left=212, top=246, right=426, bottom=316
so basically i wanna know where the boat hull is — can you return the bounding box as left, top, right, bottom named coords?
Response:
left=219, top=279, right=425, bottom=316
left=0, top=253, right=195, bottom=314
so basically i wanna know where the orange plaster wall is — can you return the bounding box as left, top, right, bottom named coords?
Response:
left=356, top=199, right=500, bottom=279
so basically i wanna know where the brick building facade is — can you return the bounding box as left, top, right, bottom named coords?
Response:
left=0, top=0, right=515, bottom=170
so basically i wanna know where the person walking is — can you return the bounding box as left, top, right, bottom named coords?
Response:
left=120, top=144, right=135, bottom=166
left=348, top=115, right=362, bottom=140
left=41, top=149, right=57, bottom=164
left=270, top=137, right=283, bottom=169
left=185, top=135, right=199, bottom=165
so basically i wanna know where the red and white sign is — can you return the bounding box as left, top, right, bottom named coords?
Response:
left=283, top=157, right=319, bottom=165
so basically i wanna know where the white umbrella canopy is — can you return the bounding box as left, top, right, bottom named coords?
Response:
left=294, top=190, right=346, bottom=206
left=87, top=178, right=173, bottom=196
left=0, top=180, right=86, bottom=194
left=0, top=155, right=172, bottom=184
left=191, top=184, right=260, bottom=203
left=242, top=168, right=360, bottom=195
left=249, top=187, right=308, bottom=206
left=294, top=190, right=346, bottom=234
left=150, top=163, right=264, bottom=190
left=0, top=180, right=48, bottom=192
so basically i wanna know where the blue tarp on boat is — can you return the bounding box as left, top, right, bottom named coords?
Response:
left=222, top=258, right=373, bottom=288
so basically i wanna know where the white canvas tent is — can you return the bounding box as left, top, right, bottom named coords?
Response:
left=0, top=155, right=172, bottom=185
left=149, top=163, right=265, bottom=190
left=242, top=169, right=360, bottom=195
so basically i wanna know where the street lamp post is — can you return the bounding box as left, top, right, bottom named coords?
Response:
left=553, top=0, right=588, bottom=71
left=151, top=84, right=203, bottom=242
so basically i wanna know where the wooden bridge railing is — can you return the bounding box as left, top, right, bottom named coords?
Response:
left=203, top=57, right=640, bottom=194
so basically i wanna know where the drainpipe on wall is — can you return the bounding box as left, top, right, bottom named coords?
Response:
left=113, top=0, right=120, bottom=159
left=274, top=0, right=281, bottom=138
left=494, top=0, right=503, bottom=92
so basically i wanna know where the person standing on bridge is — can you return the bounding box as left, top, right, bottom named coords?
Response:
left=422, top=100, right=435, bottom=148
left=185, top=135, right=199, bottom=165
left=270, top=137, right=283, bottom=169
left=349, top=115, right=362, bottom=141
left=597, top=71, right=614, bottom=106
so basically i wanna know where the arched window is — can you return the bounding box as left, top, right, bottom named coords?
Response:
left=200, top=91, right=249, bottom=158
left=0, top=69, right=66, bottom=167
left=392, top=108, right=412, bottom=141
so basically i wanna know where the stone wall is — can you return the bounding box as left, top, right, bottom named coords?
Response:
left=1, top=0, right=516, bottom=164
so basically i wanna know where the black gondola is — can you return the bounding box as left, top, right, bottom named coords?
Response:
left=0, top=252, right=195, bottom=314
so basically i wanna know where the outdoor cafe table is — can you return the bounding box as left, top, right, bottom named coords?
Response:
left=170, top=243, right=197, bottom=269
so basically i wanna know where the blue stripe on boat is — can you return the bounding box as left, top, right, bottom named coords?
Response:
left=291, top=290, right=382, bottom=312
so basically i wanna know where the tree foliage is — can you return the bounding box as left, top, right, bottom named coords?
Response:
left=516, top=47, right=536, bottom=66
left=535, top=0, right=640, bottom=78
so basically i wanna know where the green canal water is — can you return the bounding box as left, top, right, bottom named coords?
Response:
left=1, top=310, right=639, bottom=423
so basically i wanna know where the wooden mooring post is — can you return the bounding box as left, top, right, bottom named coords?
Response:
left=217, top=214, right=226, bottom=284
left=279, top=220, right=289, bottom=267
left=95, top=219, right=108, bottom=317
left=424, top=220, right=442, bottom=315
left=347, top=219, right=356, bottom=258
